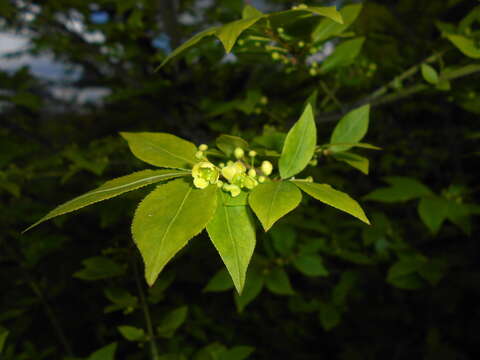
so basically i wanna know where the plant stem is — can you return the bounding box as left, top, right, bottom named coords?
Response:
left=133, top=255, right=160, bottom=360
left=2, top=240, right=74, bottom=357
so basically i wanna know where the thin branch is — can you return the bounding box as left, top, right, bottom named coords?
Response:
left=316, top=51, right=480, bottom=123
left=133, top=255, right=160, bottom=360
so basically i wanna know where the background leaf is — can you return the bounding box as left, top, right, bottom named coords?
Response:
left=293, top=254, right=329, bottom=277
left=364, top=177, right=432, bottom=202
left=421, top=63, right=440, bottom=84
left=87, top=343, right=117, bottom=360
left=157, top=306, right=189, bottom=338
left=320, top=37, right=365, bottom=73
left=330, top=104, right=370, bottom=152
left=73, top=257, right=125, bottom=281
left=203, top=268, right=234, bottom=293
left=264, top=268, right=294, bottom=295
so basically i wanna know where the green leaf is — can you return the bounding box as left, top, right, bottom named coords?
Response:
left=234, top=268, right=264, bottom=312
left=320, top=37, right=365, bottom=73
left=219, top=346, right=255, bottom=360
left=312, top=4, right=363, bottom=42
left=203, top=268, right=234, bottom=293
left=216, top=135, right=249, bottom=157
left=330, top=104, right=370, bottom=152
left=387, top=256, right=427, bottom=290
left=104, top=288, right=138, bottom=314
left=364, top=176, right=432, bottom=203
left=293, top=254, right=329, bottom=277
left=305, top=89, right=318, bottom=111
left=87, top=343, right=117, bottom=360
left=248, top=181, right=302, bottom=231
left=117, top=326, right=145, bottom=341
left=24, top=169, right=189, bottom=232
left=0, top=326, right=9, bottom=353
left=444, top=33, right=480, bottom=59
left=270, top=225, right=296, bottom=256
left=318, top=302, right=341, bottom=331
left=332, top=271, right=357, bottom=306
left=215, top=16, right=264, bottom=53
left=293, top=181, right=370, bottom=224
left=332, top=152, right=369, bottom=174
left=242, top=5, right=263, bottom=19
left=206, top=190, right=256, bottom=294
left=421, top=63, right=440, bottom=84
left=157, top=306, right=188, bottom=338
left=73, top=257, right=125, bottom=281
left=264, top=268, right=294, bottom=295
left=267, top=6, right=343, bottom=28
left=279, top=104, right=317, bottom=179
left=324, top=142, right=381, bottom=150
left=418, top=258, right=448, bottom=286
left=121, top=132, right=198, bottom=169
left=132, top=179, right=217, bottom=286
left=418, top=196, right=449, bottom=233
left=306, top=6, right=344, bottom=23
left=157, top=27, right=218, bottom=69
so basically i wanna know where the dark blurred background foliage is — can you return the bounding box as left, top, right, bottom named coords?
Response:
left=1, top=0, right=479, bottom=359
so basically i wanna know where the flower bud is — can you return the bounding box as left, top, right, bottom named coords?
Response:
left=260, top=96, right=268, bottom=105
left=261, top=160, right=273, bottom=176
left=234, top=147, right=244, bottom=159
left=305, top=176, right=313, bottom=183
left=217, top=180, right=224, bottom=188
left=195, top=151, right=204, bottom=159
left=248, top=150, right=257, bottom=157
left=309, top=159, right=318, bottom=166
left=223, top=183, right=241, bottom=197
left=258, top=176, right=266, bottom=183
left=298, top=41, right=305, bottom=48
left=248, top=169, right=256, bottom=177
left=198, top=144, right=208, bottom=151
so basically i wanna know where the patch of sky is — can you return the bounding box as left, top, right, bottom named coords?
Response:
left=90, top=11, right=109, bottom=24
left=152, top=34, right=172, bottom=53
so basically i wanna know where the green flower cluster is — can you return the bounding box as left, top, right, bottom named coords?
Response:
left=191, top=144, right=274, bottom=197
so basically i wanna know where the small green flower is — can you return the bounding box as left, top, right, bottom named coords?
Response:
left=258, top=176, right=266, bottom=183
left=248, top=150, right=257, bottom=157
left=192, top=161, right=219, bottom=189
left=248, top=169, right=256, bottom=177
left=221, top=161, right=246, bottom=182
left=198, top=144, right=208, bottom=151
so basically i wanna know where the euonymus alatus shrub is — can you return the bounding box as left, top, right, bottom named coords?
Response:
left=26, top=4, right=378, bottom=294
left=26, top=101, right=375, bottom=293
